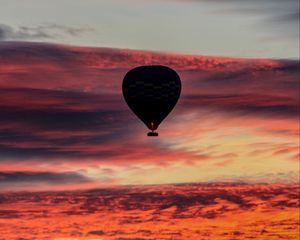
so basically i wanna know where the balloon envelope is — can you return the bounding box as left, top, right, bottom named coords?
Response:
left=122, top=65, right=181, bottom=134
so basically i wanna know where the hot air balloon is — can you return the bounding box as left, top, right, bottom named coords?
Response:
left=122, top=65, right=181, bottom=136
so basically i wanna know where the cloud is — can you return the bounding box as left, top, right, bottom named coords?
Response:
left=0, top=183, right=299, bottom=238
left=0, top=24, right=92, bottom=41
left=0, top=43, right=298, bottom=159
left=0, top=86, right=204, bottom=163
left=0, top=170, right=107, bottom=192
left=182, top=0, right=299, bottom=39
left=0, top=24, right=51, bottom=40
left=197, top=0, right=299, bottom=22
left=214, top=159, right=235, bottom=167
left=0, top=171, right=89, bottom=184
left=0, top=42, right=298, bottom=188
left=0, top=171, right=95, bottom=191
left=182, top=94, right=299, bottom=117
left=0, top=88, right=132, bottom=160
left=213, top=171, right=299, bottom=184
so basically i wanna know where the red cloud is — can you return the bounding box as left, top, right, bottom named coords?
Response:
left=0, top=42, right=298, bottom=185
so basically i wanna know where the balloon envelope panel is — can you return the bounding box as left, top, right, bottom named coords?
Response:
left=122, top=65, right=181, bottom=131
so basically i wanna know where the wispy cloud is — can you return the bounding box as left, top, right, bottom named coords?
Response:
left=185, top=0, right=299, bottom=40
left=194, top=0, right=299, bottom=23
left=0, top=24, right=93, bottom=41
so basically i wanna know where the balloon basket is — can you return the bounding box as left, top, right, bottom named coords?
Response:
left=147, top=132, right=158, bottom=137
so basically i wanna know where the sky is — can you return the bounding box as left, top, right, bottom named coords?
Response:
left=0, top=0, right=299, bottom=58
left=0, top=0, right=299, bottom=191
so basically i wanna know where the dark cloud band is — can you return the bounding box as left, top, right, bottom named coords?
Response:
left=0, top=171, right=90, bottom=184
left=0, top=42, right=298, bottom=162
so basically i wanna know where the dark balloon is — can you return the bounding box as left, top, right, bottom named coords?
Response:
left=122, top=65, right=181, bottom=136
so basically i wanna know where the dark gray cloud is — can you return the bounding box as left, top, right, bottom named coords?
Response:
left=0, top=24, right=92, bottom=41
left=0, top=88, right=133, bottom=160
left=0, top=171, right=90, bottom=184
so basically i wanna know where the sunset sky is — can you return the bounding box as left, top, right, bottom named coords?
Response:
left=0, top=0, right=299, bottom=191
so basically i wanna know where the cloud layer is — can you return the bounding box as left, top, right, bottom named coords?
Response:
left=0, top=183, right=299, bottom=239
left=0, top=42, right=298, bottom=189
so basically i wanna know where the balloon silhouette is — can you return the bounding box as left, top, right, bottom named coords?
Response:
left=122, top=65, right=181, bottom=136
